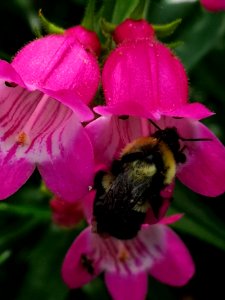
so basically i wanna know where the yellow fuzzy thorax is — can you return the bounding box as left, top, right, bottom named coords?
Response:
left=158, top=141, right=176, bottom=185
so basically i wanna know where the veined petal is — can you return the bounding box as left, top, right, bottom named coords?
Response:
left=86, top=116, right=147, bottom=167
left=12, top=33, right=100, bottom=105
left=96, top=225, right=166, bottom=276
left=62, top=227, right=101, bottom=288
left=149, top=226, right=195, bottom=286
left=105, top=272, right=148, bottom=300
left=0, top=60, right=25, bottom=88
left=0, top=148, right=34, bottom=199
left=38, top=115, right=94, bottom=202
left=41, top=88, right=94, bottom=122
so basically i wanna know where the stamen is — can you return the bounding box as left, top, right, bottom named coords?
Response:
left=117, top=243, right=130, bottom=262
left=17, top=132, right=29, bottom=146
left=16, top=94, right=49, bottom=146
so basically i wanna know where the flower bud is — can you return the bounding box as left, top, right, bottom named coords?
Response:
left=200, top=0, right=225, bottom=12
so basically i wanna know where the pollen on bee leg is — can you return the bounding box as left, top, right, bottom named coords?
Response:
left=16, top=131, right=29, bottom=146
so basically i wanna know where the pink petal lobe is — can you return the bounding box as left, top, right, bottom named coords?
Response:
left=62, top=227, right=100, bottom=288
left=41, top=88, right=94, bottom=122
left=0, top=60, right=25, bottom=87
left=86, top=116, right=146, bottom=167
left=176, top=119, right=225, bottom=196
left=38, top=116, right=94, bottom=202
left=105, top=272, right=148, bottom=300
left=164, top=103, right=214, bottom=120
left=149, top=226, right=195, bottom=286
left=160, top=214, right=184, bottom=225
left=0, top=149, right=34, bottom=199
left=12, top=32, right=100, bottom=105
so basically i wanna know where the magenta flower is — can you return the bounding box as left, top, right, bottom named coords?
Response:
left=62, top=215, right=195, bottom=299
left=200, top=0, right=225, bottom=11
left=95, top=19, right=211, bottom=120
left=0, top=26, right=100, bottom=200
left=87, top=115, right=225, bottom=198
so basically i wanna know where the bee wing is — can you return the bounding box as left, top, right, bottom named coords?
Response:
left=101, top=170, right=146, bottom=211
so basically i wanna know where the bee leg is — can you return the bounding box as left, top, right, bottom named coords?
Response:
left=111, top=159, right=123, bottom=176
left=94, top=170, right=107, bottom=189
left=148, top=193, right=164, bottom=220
left=176, top=146, right=186, bottom=163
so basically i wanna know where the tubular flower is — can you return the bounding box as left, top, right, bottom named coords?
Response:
left=95, top=19, right=212, bottom=120
left=62, top=215, right=195, bottom=300
left=200, top=0, right=225, bottom=11
left=0, top=25, right=100, bottom=201
left=86, top=115, right=225, bottom=199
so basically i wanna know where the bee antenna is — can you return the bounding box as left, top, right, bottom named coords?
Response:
left=148, top=119, right=161, bottom=130
left=179, top=137, right=212, bottom=142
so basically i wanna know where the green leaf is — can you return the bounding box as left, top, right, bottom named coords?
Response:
left=39, top=9, right=64, bottom=34
left=169, top=184, right=225, bottom=251
left=112, top=0, right=139, bottom=24
left=130, top=0, right=147, bottom=20
left=153, top=18, right=182, bottom=38
left=82, top=0, right=96, bottom=31
left=83, top=277, right=109, bottom=300
left=0, top=250, right=11, bottom=265
left=176, top=12, right=225, bottom=70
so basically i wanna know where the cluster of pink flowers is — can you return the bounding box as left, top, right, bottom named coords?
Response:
left=1, top=13, right=225, bottom=300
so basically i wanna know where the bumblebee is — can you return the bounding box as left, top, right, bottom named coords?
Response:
left=92, top=121, right=209, bottom=240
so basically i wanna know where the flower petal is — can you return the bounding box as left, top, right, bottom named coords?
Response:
left=149, top=226, right=195, bottom=286
left=0, top=60, right=25, bottom=88
left=86, top=116, right=146, bottom=167
left=175, top=119, right=225, bottom=196
left=105, top=272, right=148, bottom=300
left=160, top=213, right=184, bottom=225
left=62, top=227, right=101, bottom=288
left=12, top=32, right=100, bottom=105
left=41, top=88, right=94, bottom=122
left=38, top=115, right=94, bottom=202
left=102, top=39, right=188, bottom=119
left=163, top=103, right=214, bottom=120
left=0, top=147, right=34, bottom=199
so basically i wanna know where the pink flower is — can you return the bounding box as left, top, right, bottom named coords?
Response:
left=50, top=197, right=84, bottom=228
left=62, top=215, right=195, bottom=300
left=0, top=26, right=100, bottom=200
left=200, top=0, right=225, bottom=11
left=95, top=19, right=211, bottom=120
left=87, top=115, right=225, bottom=198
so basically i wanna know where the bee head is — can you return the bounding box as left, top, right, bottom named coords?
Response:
left=153, top=127, right=186, bottom=163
